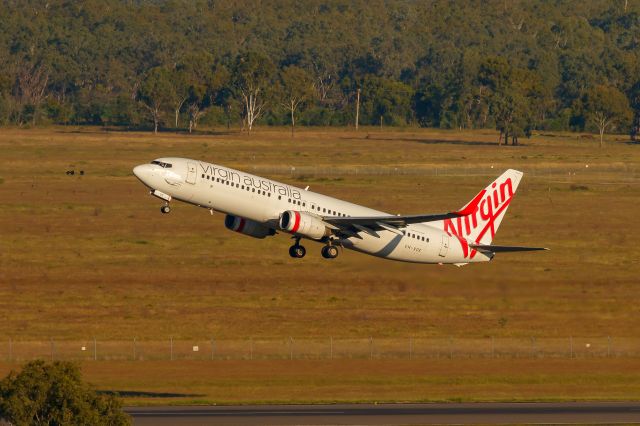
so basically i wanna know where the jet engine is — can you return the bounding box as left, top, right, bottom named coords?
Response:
left=279, top=210, right=330, bottom=240
left=224, top=215, right=275, bottom=239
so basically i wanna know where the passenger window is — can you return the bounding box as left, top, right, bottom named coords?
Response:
left=201, top=174, right=205, bottom=178
left=278, top=196, right=281, bottom=200
left=302, top=203, right=305, bottom=207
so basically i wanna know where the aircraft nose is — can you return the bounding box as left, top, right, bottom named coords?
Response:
left=133, top=164, right=153, bottom=184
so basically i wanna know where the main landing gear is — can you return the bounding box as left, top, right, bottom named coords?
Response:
left=321, top=245, right=339, bottom=259
left=160, top=204, right=171, bottom=214
left=289, top=238, right=306, bottom=258
left=289, top=238, right=340, bottom=260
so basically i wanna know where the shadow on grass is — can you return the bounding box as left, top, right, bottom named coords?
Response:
left=340, top=135, right=505, bottom=147
left=99, top=390, right=205, bottom=398
left=54, top=126, right=236, bottom=137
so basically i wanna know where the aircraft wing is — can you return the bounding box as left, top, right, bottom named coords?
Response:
left=324, top=212, right=460, bottom=228
left=322, top=212, right=467, bottom=239
left=321, top=188, right=486, bottom=238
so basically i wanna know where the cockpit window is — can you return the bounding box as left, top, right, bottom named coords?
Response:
left=151, top=160, right=172, bottom=168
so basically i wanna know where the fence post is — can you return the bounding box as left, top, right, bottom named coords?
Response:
left=133, top=337, right=137, bottom=361
left=289, top=337, right=293, bottom=360
left=93, top=337, right=97, bottom=361
left=369, top=337, right=373, bottom=360
left=531, top=336, right=535, bottom=358
left=409, top=337, right=413, bottom=360
left=170, top=336, right=173, bottom=361
left=330, top=336, right=333, bottom=360
left=569, top=336, right=573, bottom=359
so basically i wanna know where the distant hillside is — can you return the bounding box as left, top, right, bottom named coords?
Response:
left=1, top=0, right=639, bottom=140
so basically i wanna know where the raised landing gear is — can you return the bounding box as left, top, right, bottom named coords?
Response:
left=321, top=245, right=339, bottom=259
left=160, top=204, right=171, bottom=214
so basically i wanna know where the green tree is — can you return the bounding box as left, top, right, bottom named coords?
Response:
left=139, top=67, right=173, bottom=134
left=279, top=66, right=314, bottom=136
left=360, top=76, right=414, bottom=126
left=233, top=52, right=275, bottom=134
left=169, top=68, right=190, bottom=129
left=479, top=57, right=537, bottom=145
left=0, top=360, right=130, bottom=426
left=586, top=85, right=633, bottom=147
left=627, top=81, right=640, bottom=141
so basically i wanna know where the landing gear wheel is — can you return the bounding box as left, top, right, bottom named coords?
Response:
left=289, top=245, right=306, bottom=258
left=321, top=245, right=339, bottom=259
left=160, top=205, right=171, bottom=214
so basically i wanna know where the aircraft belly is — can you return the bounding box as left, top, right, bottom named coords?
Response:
left=344, top=232, right=434, bottom=263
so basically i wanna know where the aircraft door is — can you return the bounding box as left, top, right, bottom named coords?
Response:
left=186, top=162, right=197, bottom=184
left=439, top=234, right=450, bottom=257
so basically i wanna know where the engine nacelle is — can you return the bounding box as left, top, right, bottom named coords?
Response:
left=279, top=210, right=330, bottom=240
left=225, top=215, right=275, bottom=239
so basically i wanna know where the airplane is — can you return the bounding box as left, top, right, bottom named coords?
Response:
left=133, top=158, right=547, bottom=265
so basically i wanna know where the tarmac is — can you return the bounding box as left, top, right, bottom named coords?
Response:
left=126, top=401, right=640, bottom=425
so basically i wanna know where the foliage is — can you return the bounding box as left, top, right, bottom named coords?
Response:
left=0, top=360, right=130, bottom=426
left=585, top=85, right=633, bottom=147
left=0, top=0, right=639, bottom=139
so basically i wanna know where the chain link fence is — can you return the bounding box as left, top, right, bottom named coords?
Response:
left=247, top=164, right=640, bottom=180
left=1, top=337, right=638, bottom=362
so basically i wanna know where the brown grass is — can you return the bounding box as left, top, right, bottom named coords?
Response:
left=0, top=126, right=639, bottom=402
left=1, top=126, right=638, bottom=341
left=4, top=358, right=640, bottom=405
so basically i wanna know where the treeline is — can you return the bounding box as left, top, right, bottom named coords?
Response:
left=1, top=0, right=640, bottom=143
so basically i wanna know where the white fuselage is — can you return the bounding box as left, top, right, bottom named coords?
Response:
left=133, top=157, right=489, bottom=264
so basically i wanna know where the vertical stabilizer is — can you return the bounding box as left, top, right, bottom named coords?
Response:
left=433, top=170, right=523, bottom=247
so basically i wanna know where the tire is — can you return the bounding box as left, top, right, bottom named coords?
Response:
left=326, top=245, right=339, bottom=258
left=322, top=245, right=338, bottom=259
left=160, top=205, right=171, bottom=214
left=289, top=245, right=306, bottom=258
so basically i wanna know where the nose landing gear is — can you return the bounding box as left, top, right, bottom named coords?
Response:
left=160, top=204, right=171, bottom=214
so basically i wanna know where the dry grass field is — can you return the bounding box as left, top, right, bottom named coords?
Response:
left=1, top=126, right=639, bottom=403
left=2, top=359, right=640, bottom=405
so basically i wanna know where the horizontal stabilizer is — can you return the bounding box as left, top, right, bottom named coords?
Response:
left=470, top=244, right=549, bottom=253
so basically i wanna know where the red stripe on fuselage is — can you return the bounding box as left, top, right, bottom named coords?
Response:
left=236, top=218, right=245, bottom=233
left=291, top=211, right=301, bottom=233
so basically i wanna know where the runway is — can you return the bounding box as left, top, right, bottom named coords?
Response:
left=126, top=402, right=640, bottom=425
